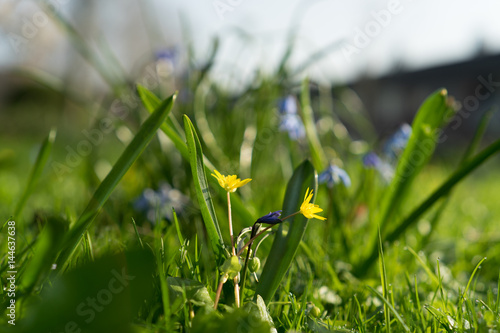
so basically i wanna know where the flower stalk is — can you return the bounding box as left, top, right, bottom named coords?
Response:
left=211, top=170, right=251, bottom=309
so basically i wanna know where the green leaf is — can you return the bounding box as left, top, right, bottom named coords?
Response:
left=378, top=89, right=455, bottom=233
left=137, top=85, right=188, bottom=160
left=167, top=277, right=214, bottom=313
left=184, top=115, right=226, bottom=259
left=55, top=93, right=176, bottom=271
left=243, top=295, right=277, bottom=333
left=255, top=160, right=317, bottom=304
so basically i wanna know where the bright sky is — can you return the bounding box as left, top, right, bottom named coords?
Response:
left=164, top=0, right=500, bottom=85
left=1, top=0, right=500, bottom=87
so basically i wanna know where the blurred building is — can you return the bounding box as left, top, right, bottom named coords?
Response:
left=349, top=52, right=500, bottom=142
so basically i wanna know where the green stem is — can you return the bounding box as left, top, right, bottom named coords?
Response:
left=226, top=192, right=239, bottom=307
left=239, top=224, right=258, bottom=306
left=227, top=192, right=235, bottom=255
left=281, top=211, right=300, bottom=222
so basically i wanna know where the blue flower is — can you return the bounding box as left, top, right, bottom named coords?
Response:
left=256, top=210, right=282, bottom=224
left=362, top=152, right=381, bottom=168
left=383, top=124, right=412, bottom=161
left=279, top=95, right=298, bottom=115
left=279, top=114, right=306, bottom=140
left=133, top=183, right=188, bottom=223
left=154, top=48, right=179, bottom=77
left=278, top=95, right=305, bottom=140
left=318, top=165, right=351, bottom=188
left=155, top=48, right=177, bottom=62
left=362, top=152, right=394, bottom=181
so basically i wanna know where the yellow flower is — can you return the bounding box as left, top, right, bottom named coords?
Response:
left=211, top=169, right=251, bottom=192
left=300, top=188, right=326, bottom=220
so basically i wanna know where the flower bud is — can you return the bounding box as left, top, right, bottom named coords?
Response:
left=248, top=257, right=261, bottom=273
left=310, top=305, right=321, bottom=318
left=220, top=255, right=242, bottom=279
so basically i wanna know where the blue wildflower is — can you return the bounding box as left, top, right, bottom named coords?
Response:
left=363, top=152, right=381, bottom=168
left=133, top=183, right=188, bottom=223
left=256, top=210, right=282, bottom=225
left=362, top=152, right=394, bottom=181
left=280, top=114, right=306, bottom=140
left=382, top=124, right=412, bottom=161
left=279, top=95, right=298, bottom=115
left=318, top=165, right=351, bottom=188
left=278, top=95, right=305, bottom=140
left=155, top=48, right=177, bottom=63
left=155, top=48, right=178, bottom=77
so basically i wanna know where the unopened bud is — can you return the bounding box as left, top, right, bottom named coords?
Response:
left=248, top=257, right=261, bottom=273
left=310, top=305, right=321, bottom=318
left=220, top=255, right=242, bottom=279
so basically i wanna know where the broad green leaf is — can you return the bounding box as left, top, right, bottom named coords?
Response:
left=184, top=115, right=226, bottom=259
left=255, top=160, right=317, bottom=304
left=55, top=93, right=176, bottom=271
left=378, top=89, right=455, bottom=233
left=243, top=295, right=277, bottom=333
left=167, top=276, right=214, bottom=313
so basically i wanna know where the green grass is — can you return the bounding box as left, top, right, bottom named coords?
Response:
left=2, top=11, right=500, bottom=332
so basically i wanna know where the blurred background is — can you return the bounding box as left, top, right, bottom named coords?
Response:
left=2, top=0, right=500, bottom=140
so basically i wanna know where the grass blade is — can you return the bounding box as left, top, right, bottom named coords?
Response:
left=137, top=85, right=189, bottom=160
left=462, top=108, right=495, bottom=162
left=184, top=115, right=226, bottom=260
left=366, top=286, right=410, bottom=332
left=300, top=78, right=327, bottom=171
left=14, top=128, right=56, bottom=220
left=255, top=160, right=317, bottom=304
left=377, top=228, right=391, bottom=333
left=172, top=208, right=185, bottom=245
left=131, top=217, right=144, bottom=249
left=54, top=93, right=176, bottom=270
